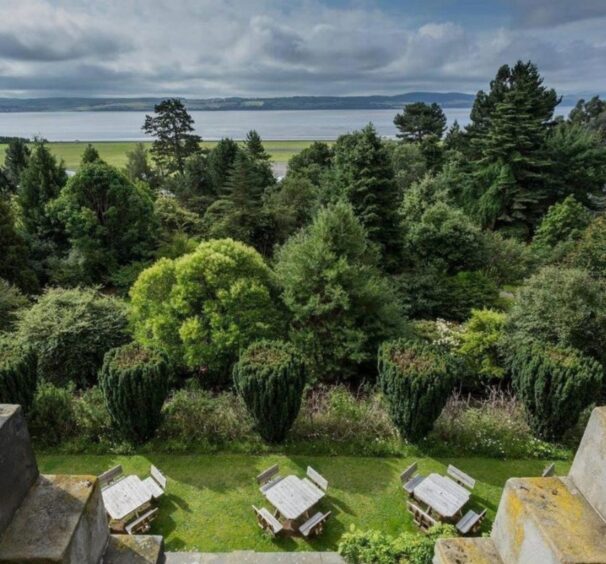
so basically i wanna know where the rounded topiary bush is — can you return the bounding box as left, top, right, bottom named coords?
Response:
left=233, top=340, right=306, bottom=443
left=508, top=342, right=603, bottom=441
left=15, top=287, right=129, bottom=387
left=99, top=343, right=171, bottom=443
left=0, top=336, right=37, bottom=413
left=378, top=339, right=456, bottom=442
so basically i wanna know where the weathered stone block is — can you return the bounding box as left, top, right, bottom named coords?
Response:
left=491, top=476, right=606, bottom=563
left=569, top=406, right=606, bottom=521
left=103, top=535, right=164, bottom=564
left=0, top=404, right=38, bottom=536
left=433, top=537, right=502, bottom=564
left=0, top=474, right=109, bottom=563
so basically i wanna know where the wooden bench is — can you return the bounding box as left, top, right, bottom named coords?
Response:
left=99, top=465, right=123, bottom=490
left=257, top=464, right=280, bottom=486
left=456, top=509, right=487, bottom=535
left=143, top=465, right=167, bottom=499
left=125, top=507, right=158, bottom=535
left=252, top=505, right=283, bottom=536
left=400, top=462, right=425, bottom=497
left=299, top=511, right=331, bottom=538
left=447, top=465, right=476, bottom=490
left=407, top=501, right=437, bottom=532
left=542, top=463, right=555, bottom=477
left=307, top=466, right=328, bottom=492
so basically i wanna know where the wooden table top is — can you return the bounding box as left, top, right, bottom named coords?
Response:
left=264, top=475, right=325, bottom=520
left=413, top=473, right=470, bottom=518
left=102, top=475, right=152, bottom=521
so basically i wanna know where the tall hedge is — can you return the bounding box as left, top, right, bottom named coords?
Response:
left=509, top=342, right=603, bottom=440
left=0, top=337, right=37, bottom=412
left=233, top=340, right=306, bottom=443
left=99, top=343, right=171, bottom=443
left=378, top=340, right=455, bottom=442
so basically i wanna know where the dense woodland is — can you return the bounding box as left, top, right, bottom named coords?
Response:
left=1, top=61, right=606, bottom=453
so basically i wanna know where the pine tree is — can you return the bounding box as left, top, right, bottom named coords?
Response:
left=4, top=139, right=30, bottom=188
left=81, top=143, right=101, bottom=164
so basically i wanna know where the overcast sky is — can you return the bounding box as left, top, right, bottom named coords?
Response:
left=0, top=0, right=604, bottom=98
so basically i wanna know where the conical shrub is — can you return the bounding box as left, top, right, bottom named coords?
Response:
left=0, top=336, right=37, bottom=412
left=378, top=339, right=456, bottom=442
left=233, top=340, right=306, bottom=443
left=99, top=342, right=171, bottom=443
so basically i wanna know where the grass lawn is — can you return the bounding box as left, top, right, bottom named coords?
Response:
left=0, top=140, right=323, bottom=171
left=37, top=454, right=570, bottom=553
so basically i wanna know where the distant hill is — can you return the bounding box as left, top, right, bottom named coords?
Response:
left=0, top=93, right=479, bottom=112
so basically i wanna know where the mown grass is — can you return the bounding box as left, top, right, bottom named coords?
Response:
left=37, top=453, right=569, bottom=553
left=0, top=140, right=322, bottom=171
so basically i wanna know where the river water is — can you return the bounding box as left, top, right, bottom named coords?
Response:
left=0, top=107, right=575, bottom=142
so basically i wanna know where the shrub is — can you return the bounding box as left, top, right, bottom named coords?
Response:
left=339, top=523, right=457, bottom=564
left=99, top=343, right=171, bottom=443
left=482, top=231, right=536, bottom=286
left=566, top=214, right=606, bottom=278
left=0, top=279, right=29, bottom=332
left=458, top=309, right=507, bottom=384
left=28, top=381, right=76, bottom=446
left=378, top=340, right=456, bottom=441
left=508, top=343, right=603, bottom=440
left=533, top=196, right=591, bottom=254
left=15, top=287, right=129, bottom=387
left=130, top=238, right=283, bottom=384
left=443, top=271, right=501, bottom=322
left=233, top=340, right=306, bottom=443
left=0, top=336, right=37, bottom=412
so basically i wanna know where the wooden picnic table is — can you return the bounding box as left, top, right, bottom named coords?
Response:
left=412, top=473, right=470, bottom=520
left=263, top=475, right=325, bottom=526
left=102, top=475, right=153, bottom=522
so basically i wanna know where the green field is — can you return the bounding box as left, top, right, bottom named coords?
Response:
left=37, top=453, right=568, bottom=553
left=0, top=140, right=319, bottom=171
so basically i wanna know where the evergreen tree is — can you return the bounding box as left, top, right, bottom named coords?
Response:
left=143, top=98, right=201, bottom=175
left=4, top=139, right=30, bottom=188
left=100, top=342, right=171, bottom=443
left=332, top=124, right=401, bottom=267
left=81, top=144, right=101, bottom=164
left=394, top=102, right=446, bottom=142
left=206, top=138, right=241, bottom=195
left=233, top=340, right=306, bottom=443
left=245, top=130, right=274, bottom=188
left=287, top=141, right=333, bottom=185
left=124, top=143, right=158, bottom=187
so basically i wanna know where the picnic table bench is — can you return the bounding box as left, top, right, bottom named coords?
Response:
left=412, top=473, right=470, bottom=520
left=102, top=474, right=153, bottom=522
left=299, top=511, right=331, bottom=537
left=253, top=505, right=283, bottom=535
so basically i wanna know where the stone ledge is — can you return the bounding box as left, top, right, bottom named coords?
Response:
left=433, top=537, right=503, bottom=564
left=163, top=552, right=345, bottom=563
left=104, top=535, right=164, bottom=564
left=492, top=476, right=606, bottom=563
left=0, top=474, right=108, bottom=563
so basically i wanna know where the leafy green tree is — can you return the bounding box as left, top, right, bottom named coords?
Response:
left=4, top=138, right=30, bottom=188
left=130, top=239, right=283, bottom=383
left=332, top=124, right=401, bottom=265
left=287, top=141, right=333, bottom=185
left=0, top=336, right=37, bottom=412
left=143, top=98, right=201, bottom=175
left=275, top=201, right=403, bottom=382
left=394, top=102, right=446, bottom=142
left=509, top=342, right=603, bottom=440
left=458, top=309, right=507, bottom=382
left=81, top=144, right=101, bottom=164
left=15, top=287, right=129, bottom=387
left=155, top=193, right=202, bottom=236
left=378, top=339, right=456, bottom=441
left=482, top=230, right=536, bottom=287
left=100, top=342, right=171, bottom=443
left=124, top=143, right=158, bottom=188
left=0, top=196, right=37, bottom=291
left=17, top=140, right=67, bottom=240
left=233, top=340, right=306, bottom=443
left=569, top=96, right=606, bottom=137
left=388, top=141, right=427, bottom=195
left=506, top=266, right=606, bottom=365
left=533, top=195, right=591, bottom=255
left=52, top=163, right=157, bottom=282
left=0, top=280, right=28, bottom=332
left=566, top=215, right=606, bottom=277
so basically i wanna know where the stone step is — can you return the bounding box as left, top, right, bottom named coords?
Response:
left=0, top=474, right=108, bottom=563
left=103, top=535, right=164, bottom=564
left=492, top=476, right=606, bottom=563
left=163, top=552, right=345, bottom=563
left=433, top=537, right=503, bottom=564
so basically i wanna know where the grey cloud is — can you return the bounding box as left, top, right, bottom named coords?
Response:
left=510, top=0, right=606, bottom=27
